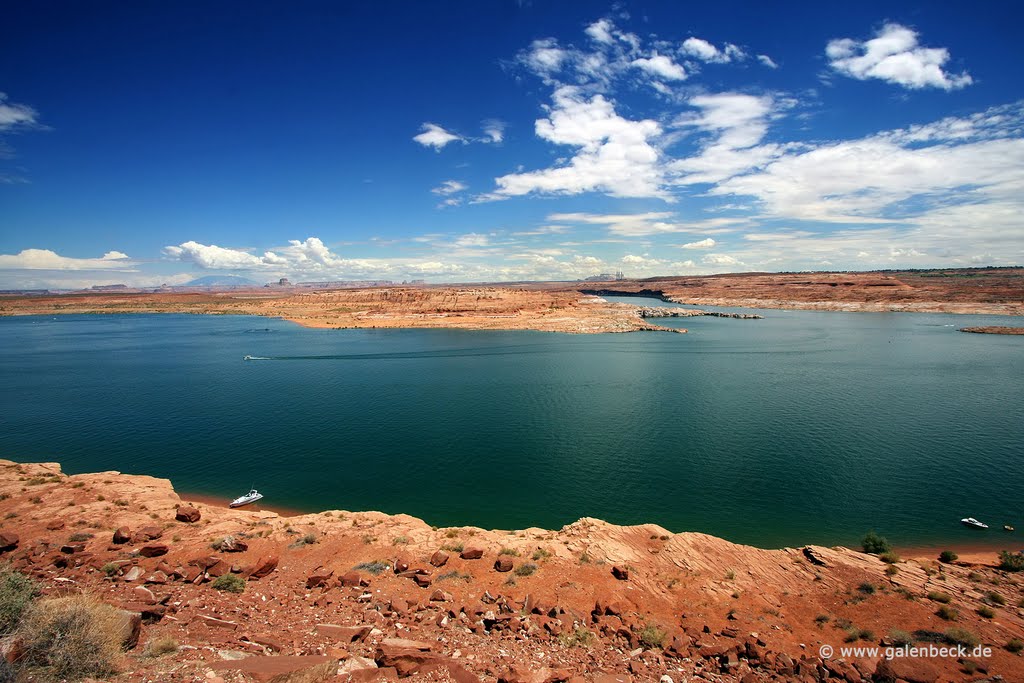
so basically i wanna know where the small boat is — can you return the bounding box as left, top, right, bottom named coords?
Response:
left=244, top=355, right=254, bottom=361
left=230, top=489, right=263, bottom=508
left=961, top=517, right=989, bottom=529
left=1004, top=525, right=1015, bottom=532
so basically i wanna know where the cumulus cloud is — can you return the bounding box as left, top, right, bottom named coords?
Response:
left=826, top=23, right=972, bottom=90
left=631, top=53, right=687, bottom=81
left=702, top=253, right=742, bottom=266
left=757, top=54, right=778, bottom=69
left=486, top=86, right=666, bottom=200
left=413, top=123, right=464, bottom=150
left=585, top=18, right=615, bottom=45
left=681, top=37, right=746, bottom=64
left=680, top=238, right=716, bottom=249
left=0, top=248, right=135, bottom=270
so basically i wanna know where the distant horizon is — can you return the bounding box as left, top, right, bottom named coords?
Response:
left=2, top=1, right=1023, bottom=289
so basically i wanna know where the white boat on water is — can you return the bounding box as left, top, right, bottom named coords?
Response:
left=961, top=517, right=988, bottom=529
left=230, top=489, right=263, bottom=508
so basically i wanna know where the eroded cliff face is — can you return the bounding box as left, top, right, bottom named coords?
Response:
left=1, top=459, right=1021, bottom=682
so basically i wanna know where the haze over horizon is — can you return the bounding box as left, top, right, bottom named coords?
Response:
left=2, top=1, right=1023, bottom=289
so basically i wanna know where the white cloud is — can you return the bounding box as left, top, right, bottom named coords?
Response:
left=0, top=93, right=38, bottom=131
left=669, top=93, right=784, bottom=185
left=631, top=53, right=687, bottom=81
left=452, top=233, right=490, bottom=248
left=826, top=23, right=972, bottom=90
left=523, top=38, right=569, bottom=77
left=702, top=253, right=742, bottom=266
left=413, top=123, right=464, bottom=150
left=0, top=248, right=135, bottom=271
left=486, top=86, right=666, bottom=200
left=585, top=18, right=615, bottom=45
left=681, top=37, right=746, bottom=64
left=680, top=238, right=716, bottom=249
left=757, top=54, right=778, bottom=69
left=431, top=180, right=467, bottom=196
left=482, top=119, right=506, bottom=143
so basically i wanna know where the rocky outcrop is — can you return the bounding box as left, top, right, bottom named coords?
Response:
left=175, top=505, right=201, bottom=523
left=635, top=306, right=762, bottom=319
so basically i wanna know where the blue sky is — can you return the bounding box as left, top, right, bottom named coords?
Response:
left=1, top=1, right=1022, bottom=288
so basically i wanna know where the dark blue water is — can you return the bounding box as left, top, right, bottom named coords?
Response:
left=1, top=302, right=1021, bottom=549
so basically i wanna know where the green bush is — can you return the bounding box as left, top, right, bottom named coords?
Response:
left=211, top=574, right=245, bottom=593
left=638, top=624, right=666, bottom=649
left=353, top=560, right=390, bottom=575
left=879, top=552, right=900, bottom=564
left=0, top=564, right=39, bottom=635
left=514, top=563, right=538, bottom=577
left=143, top=636, right=178, bottom=657
left=998, top=551, right=1024, bottom=572
left=499, top=547, right=519, bottom=556
left=17, top=594, right=124, bottom=680
left=936, top=605, right=959, bottom=621
left=557, top=627, right=595, bottom=648
left=939, top=550, right=958, bottom=563
left=977, top=606, right=995, bottom=619
left=984, top=590, right=1005, bottom=606
left=861, top=531, right=892, bottom=555
left=927, top=591, right=951, bottom=604
left=1006, top=638, right=1024, bottom=653
left=858, top=582, right=876, bottom=595
left=944, top=627, right=979, bottom=648
left=889, top=629, right=913, bottom=647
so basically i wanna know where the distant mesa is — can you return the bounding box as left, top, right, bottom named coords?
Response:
left=185, top=275, right=258, bottom=287
left=959, top=326, right=1024, bottom=335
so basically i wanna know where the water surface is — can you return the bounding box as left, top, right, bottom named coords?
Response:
left=1, top=303, right=1021, bottom=549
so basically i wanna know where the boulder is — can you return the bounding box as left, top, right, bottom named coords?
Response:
left=874, top=657, right=941, bottom=683
left=413, top=573, right=432, bottom=588
left=210, top=655, right=337, bottom=683
left=134, top=525, right=163, bottom=541
left=45, top=520, right=65, bottom=531
left=221, top=538, right=248, bottom=553
left=499, top=666, right=575, bottom=683
left=460, top=547, right=484, bottom=560
left=175, top=506, right=201, bottom=523
left=0, top=532, right=20, bottom=551
left=339, top=570, right=363, bottom=587
left=306, top=567, right=334, bottom=589
left=375, top=638, right=438, bottom=677
left=139, top=544, right=168, bottom=558
left=116, top=609, right=142, bottom=650
left=494, top=558, right=514, bottom=572
left=112, top=527, right=132, bottom=544
left=60, top=543, right=86, bottom=554
left=611, top=565, right=629, bottom=581
left=429, top=549, right=450, bottom=567
left=123, top=566, right=144, bottom=582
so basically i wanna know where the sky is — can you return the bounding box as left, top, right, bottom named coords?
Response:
left=1, top=0, right=1023, bottom=288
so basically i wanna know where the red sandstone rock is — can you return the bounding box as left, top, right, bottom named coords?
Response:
left=306, top=566, right=333, bottom=589
left=210, top=655, right=336, bottom=682
left=134, top=525, right=163, bottom=541
left=175, top=505, right=201, bottom=523
left=429, top=549, right=450, bottom=567
left=611, top=565, right=629, bottom=581
left=494, top=557, right=513, bottom=572
left=112, top=526, right=131, bottom=544
left=316, top=623, right=372, bottom=642
left=139, top=544, right=168, bottom=557
left=460, top=547, right=484, bottom=560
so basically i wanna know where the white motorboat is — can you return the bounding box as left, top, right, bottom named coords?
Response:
left=230, top=489, right=263, bottom=507
left=961, top=517, right=989, bottom=529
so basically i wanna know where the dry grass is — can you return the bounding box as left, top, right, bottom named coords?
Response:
left=16, top=594, right=126, bottom=680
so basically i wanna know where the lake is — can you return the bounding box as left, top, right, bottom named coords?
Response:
left=1, top=300, right=1021, bottom=550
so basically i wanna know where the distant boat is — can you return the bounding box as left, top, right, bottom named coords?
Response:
left=230, top=489, right=263, bottom=508
left=244, top=355, right=254, bottom=361
left=961, top=517, right=989, bottom=529
left=1004, top=525, right=1015, bottom=532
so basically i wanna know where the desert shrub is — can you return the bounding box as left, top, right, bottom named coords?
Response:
left=143, top=636, right=178, bottom=657
left=391, top=536, right=409, bottom=545
left=558, top=627, right=595, bottom=648
left=861, top=531, right=892, bottom=555
left=889, top=629, right=914, bottom=647
left=17, top=594, right=124, bottom=680
left=927, top=591, right=951, bottom=604
left=436, top=571, right=472, bottom=583
left=441, top=542, right=464, bottom=553
left=885, top=565, right=899, bottom=576
left=353, top=561, right=389, bottom=575
left=532, top=548, right=551, bottom=561
left=100, top=563, right=120, bottom=577
left=977, top=606, right=995, bottom=618
left=879, top=552, right=900, bottom=564
left=944, top=627, right=979, bottom=648
left=514, top=563, right=538, bottom=577
left=858, top=582, right=876, bottom=595
left=998, top=551, right=1024, bottom=572
left=936, top=605, right=959, bottom=621
left=211, top=574, right=245, bottom=593
left=638, top=624, right=666, bottom=649
left=844, top=626, right=873, bottom=642
left=985, top=590, right=1006, bottom=605
left=814, top=614, right=830, bottom=625
left=0, top=565, right=38, bottom=635
left=939, top=550, right=958, bottom=563
left=499, top=548, right=519, bottom=556
left=1006, top=638, right=1024, bottom=653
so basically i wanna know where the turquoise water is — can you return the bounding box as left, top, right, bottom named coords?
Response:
left=0, top=302, right=1021, bottom=549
